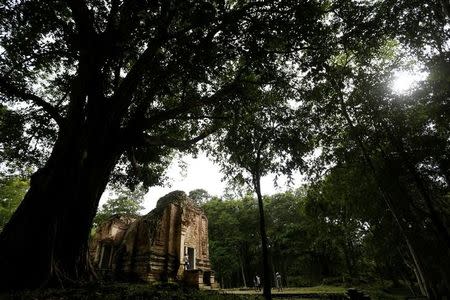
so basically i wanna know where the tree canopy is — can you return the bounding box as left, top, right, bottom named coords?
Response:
left=93, top=187, right=145, bottom=226
left=0, top=0, right=331, bottom=183
left=188, top=188, right=211, bottom=205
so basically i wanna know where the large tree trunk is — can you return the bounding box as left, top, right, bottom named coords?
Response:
left=0, top=123, right=121, bottom=290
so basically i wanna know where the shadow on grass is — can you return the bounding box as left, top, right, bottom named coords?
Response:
left=1, top=282, right=261, bottom=300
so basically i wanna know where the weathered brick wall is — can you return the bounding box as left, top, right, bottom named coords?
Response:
left=90, top=191, right=213, bottom=285
left=89, top=215, right=135, bottom=267
left=182, top=209, right=210, bottom=270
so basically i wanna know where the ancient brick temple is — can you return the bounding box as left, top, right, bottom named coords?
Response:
left=90, top=191, right=216, bottom=289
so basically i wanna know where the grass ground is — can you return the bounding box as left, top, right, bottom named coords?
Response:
left=223, top=285, right=347, bottom=294
left=222, top=284, right=412, bottom=300
left=0, top=282, right=255, bottom=300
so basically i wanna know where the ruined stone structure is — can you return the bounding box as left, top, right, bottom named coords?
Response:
left=90, top=191, right=216, bottom=288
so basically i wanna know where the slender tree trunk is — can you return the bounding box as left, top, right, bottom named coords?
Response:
left=239, top=256, right=247, bottom=288
left=0, top=122, right=121, bottom=290
left=406, top=241, right=430, bottom=297
left=253, top=171, right=272, bottom=300
left=336, top=94, right=439, bottom=297
left=384, top=128, right=450, bottom=249
left=342, top=242, right=354, bottom=278
left=399, top=268, right=416, bottom=296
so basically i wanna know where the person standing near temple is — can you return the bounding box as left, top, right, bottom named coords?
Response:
left=255, top=275, right=261, bottom=291
left=275, top=272, right=282, bottom=291
left=184, top=254, right=190, bottom=270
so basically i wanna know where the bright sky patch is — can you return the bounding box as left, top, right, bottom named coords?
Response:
left=391, top=69, right=427, bottom=94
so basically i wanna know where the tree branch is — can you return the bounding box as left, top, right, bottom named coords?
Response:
left=171, top=115, right=229, bottom=121
left=134, top=81, right=241, bottom=130
left=4, top=50, right=75, bottom=78
left=0, top=77, right=64, bottom=127
left=108, top=0, right=269, bottom=127
left=109, top=1, right=260, bottom=124
left=105, top=0, right=120, bottom=34
left=66, top=0, right=96, bottom=37
left=102, top=0, right=136, bottom=53
left=109, top=40, right=164, bottom=119
left=136, top=127, right=219, bottom=150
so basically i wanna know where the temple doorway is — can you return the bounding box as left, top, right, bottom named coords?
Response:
left=187, top=247, right=195, bottom=269
left=99, top=243, right=113, bottom=269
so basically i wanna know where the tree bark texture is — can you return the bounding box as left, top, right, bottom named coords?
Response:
left=0, top=120, right=121, bottom=290
left=0, top=5, right=133, bottom=288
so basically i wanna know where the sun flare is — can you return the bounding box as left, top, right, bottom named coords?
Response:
left=391, top=70, right=427, bottom=94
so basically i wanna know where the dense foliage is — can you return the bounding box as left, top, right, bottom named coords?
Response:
left=93, top=187, right=145, bottom=226
left=0, top=175, right=28, bottom=231
left=203, top=181, right=413, bottom=293
left=188, top=189, right=212, bottom=205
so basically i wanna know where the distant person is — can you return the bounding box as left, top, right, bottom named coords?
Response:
left=255, top=275, right=261, bottom=291
left=275, top=272, right=282, bottom=291
left=184, top=254, right=190, bottom=270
